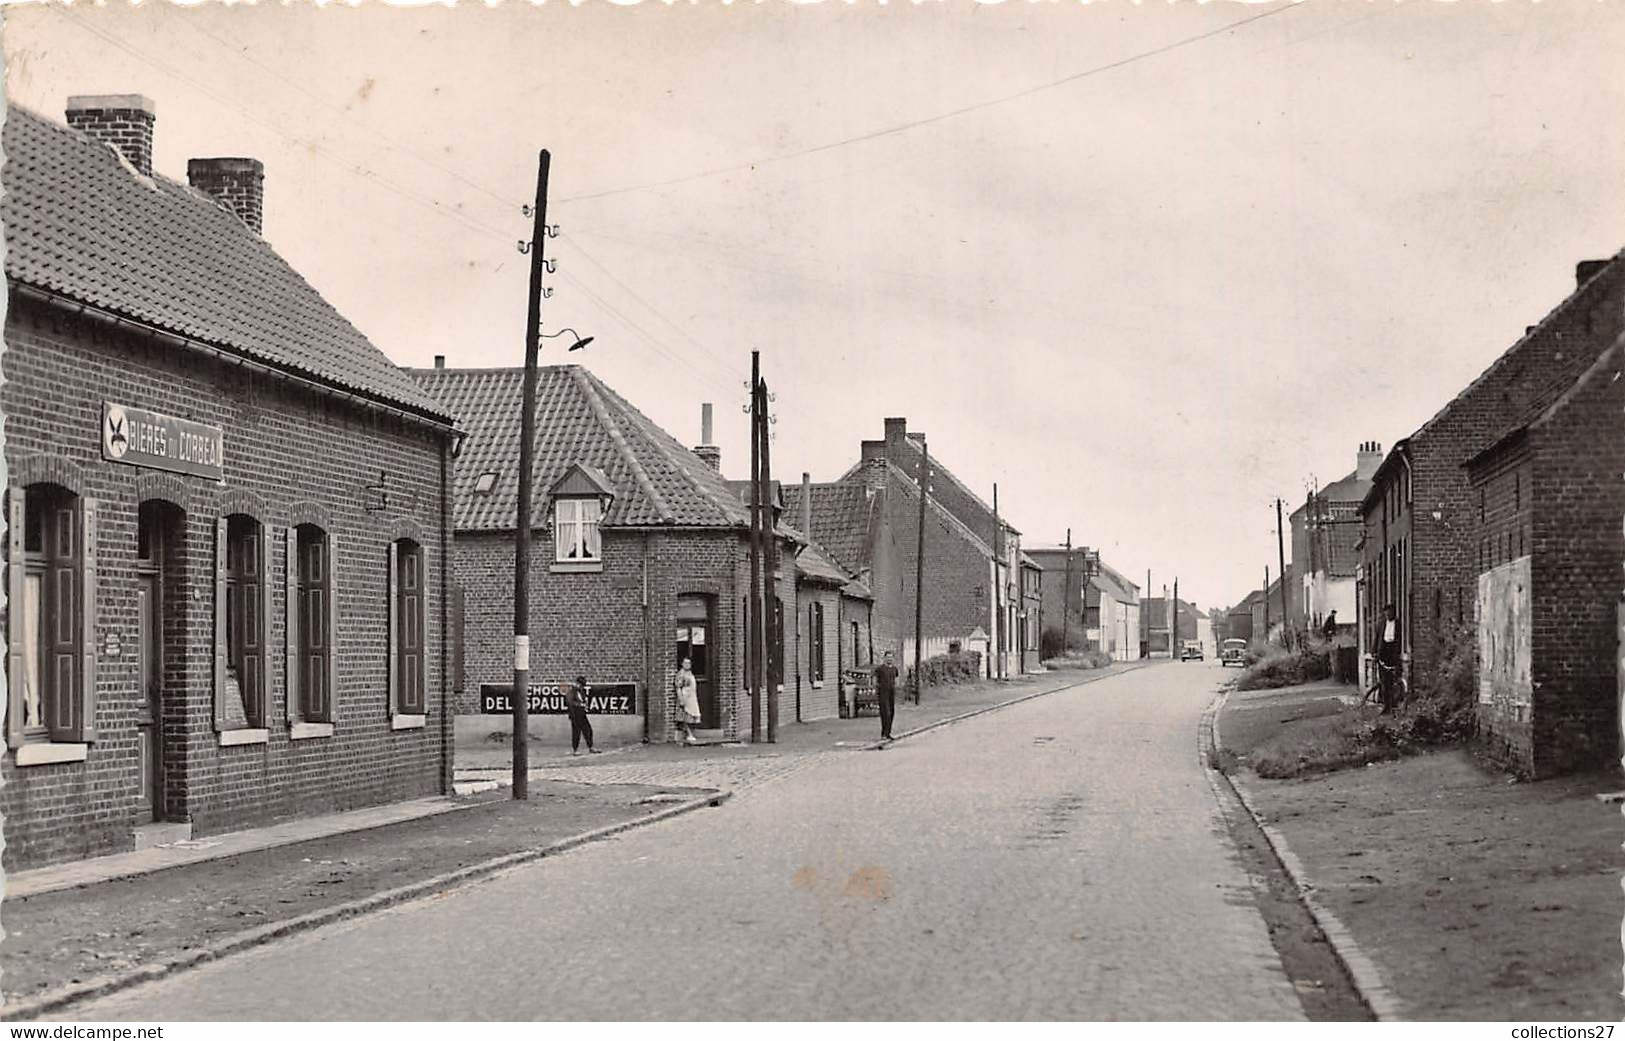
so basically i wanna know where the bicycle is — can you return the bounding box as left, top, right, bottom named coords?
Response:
left=1362, top=656, right=1406, bottom=712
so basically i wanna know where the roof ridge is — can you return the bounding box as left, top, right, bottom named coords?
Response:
left=1533, top=328, right=1625, bottom=429
left=890, top=435, right=1019, bottom=536
left=569, top=366, right=674, bottom=525
left=882, top=459, right=991, bottom=555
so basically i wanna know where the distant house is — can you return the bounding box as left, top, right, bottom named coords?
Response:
left=1088, top=562, right=1141, bottom=661
left=1026, top=545, right=1118, bottom=658
left=1018, top=554, right=1044, bottom=672
left=1462, top=332, right=1624, bottom=776
left=1289, top=442, right=1381, bottom=635
left=1359, top=252, right=1625, bottom=745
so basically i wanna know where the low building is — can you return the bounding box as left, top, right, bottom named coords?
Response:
left=415, top=369, right=795, bottom=745
left=1290, top=443, right=1381, bottom=635
left=1463, top=332, right=1624, bottom=776
left=1087, top=563, right=1141, bottom=661
left=1, top=97, right=459, bottom=869
left=1026, top=545, right=1091, bottom=654
left=1018, top=554, right=1044, bottom=672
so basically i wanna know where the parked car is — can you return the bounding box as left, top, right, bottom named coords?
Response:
left=1220, top=638, right=1247, bottom=667
left=1180, top=639, right=1204, bottom=661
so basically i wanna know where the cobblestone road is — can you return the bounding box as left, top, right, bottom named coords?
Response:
left=75, top=662, right=1302, bottom=1020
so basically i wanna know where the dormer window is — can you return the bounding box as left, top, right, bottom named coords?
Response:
left=554, top=498, right=603, bottom=562
left=473, top=471, right=498, bottom=494
left=547, top=462, right=615, bottom=570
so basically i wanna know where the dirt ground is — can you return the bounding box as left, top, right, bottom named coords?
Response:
left=1234, top=744, right=1622, bottom=1020
left=1, top=780, right=708, bottom=1005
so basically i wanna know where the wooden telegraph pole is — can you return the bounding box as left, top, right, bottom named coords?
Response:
left=748, top=352, right=762, bottom=742
left=1062, top=529, right=1074, bottom=656
left=1276, top=497, right=1291, bottom=648
left=993, top=484, right=1004, bottom=680
left=510, top=149, right=550, bottom=801
left=760, top=378, right=778, bottom=743
left=913, top=440, right=928, bottom=704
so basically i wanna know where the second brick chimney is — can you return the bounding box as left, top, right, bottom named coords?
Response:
left=1356, top=441, right=1383, bottom=482
left=693, top=403, right=721, bottom=471
left=67, top=94, right=155, bottom=178
left=188, top=158, right=265, bottom=234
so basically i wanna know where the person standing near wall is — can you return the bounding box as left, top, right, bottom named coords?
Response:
left=674, top=658, right=701, bottom=746
left=566, top=675, right=599, bottom=755
left=875, top=651, right=899, bottom=742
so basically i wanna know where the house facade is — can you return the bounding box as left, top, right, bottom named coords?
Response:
left=1, top=97, right=459, bottom=870
left=1358, top=253, right=1625, bottom=707
left=1463, top=333, right=1624, bottom=776
left=1289, top=443, right=1380, bottom=635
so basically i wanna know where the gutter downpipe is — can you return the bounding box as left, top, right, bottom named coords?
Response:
left=439, top=436, right=453, bottom=795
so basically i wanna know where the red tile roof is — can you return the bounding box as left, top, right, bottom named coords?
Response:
left=2, top=104, right=449, bottom=421
left=780, top=482, right=874, bottom=576
left=411, top=365, right=749, bottom=532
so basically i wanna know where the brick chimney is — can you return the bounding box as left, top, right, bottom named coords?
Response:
left=693, top=403, right=721, bottom=471
left=433, top=355, right=445, bottom=369
left=1356, top=441, right=1383, bottom=481
left=801, top=472, right=812, bottom=536
left=883, top=417, right=908, bottom=444
left=67, top=94, right=155, bottom=178
left=1577, top=259, right=1610, bottom=288
left=857, top=442, right=889, bottom=493
left=188, top=158, right=265, bottom=234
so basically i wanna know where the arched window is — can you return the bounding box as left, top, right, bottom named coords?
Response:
left=286, top=523, right=337, bottom=729
left=6, top=483, right=98, bottom=751
left=216, top=513, right=270, bottom=734
left=389, top=538, right=427, bottom=723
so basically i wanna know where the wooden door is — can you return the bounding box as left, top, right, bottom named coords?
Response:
left=676, top=596, right=715, bottom=728
left=135, top=574, right=162, bottom=820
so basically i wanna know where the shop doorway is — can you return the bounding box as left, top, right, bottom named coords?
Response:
left=675, top=595, right=716, bottom=729
left=135, top=501, right=181, bottom=822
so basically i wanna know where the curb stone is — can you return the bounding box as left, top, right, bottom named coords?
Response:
left=2, top=790, right=733, bottom=1021
left=1202, top=688, right=1406, bottom=1022
left=866, top=661, right=1152, bottom=751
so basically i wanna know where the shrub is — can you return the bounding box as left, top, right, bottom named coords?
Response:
left=1040, top=626, right=1088, bottom=660
left=1043, top=648, right=1114, bottom=671
left=1236, top=639, right=1332, bottom=691
left=909, top=650, right=982, bottom=691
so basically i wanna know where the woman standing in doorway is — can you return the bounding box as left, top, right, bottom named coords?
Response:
left=675, top=658, right=701, bottom=745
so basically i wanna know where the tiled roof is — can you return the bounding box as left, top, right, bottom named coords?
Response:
left=780, top=482, right=875, bottom=575
left=2, top=104, right=449, bottom=421
left=411, top=365, right=749, bottom=532
left=795, top=538, right=853, bottom=587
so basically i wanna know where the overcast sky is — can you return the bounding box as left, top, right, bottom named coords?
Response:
left=8, top=1, right=1624, bottom=610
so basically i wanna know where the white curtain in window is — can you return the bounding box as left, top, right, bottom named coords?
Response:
left=21, top=572, right=40, bottom=728
left=555, top=499, right=603, bottom=560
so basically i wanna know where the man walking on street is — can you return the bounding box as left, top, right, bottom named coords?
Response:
left=566, top=675, right=600, bottom=755
left=1375, top=604, right=1402, bottom=715
left=875, top=651, right=899, bottom=742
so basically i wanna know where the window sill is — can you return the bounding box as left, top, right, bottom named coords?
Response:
left=550, top=560, right=604, bottom=574
left=290, top=722, right=335, bottom=740
left=218, top=728, right=269, bottom=747
left=391, top=714, right=427, bottom=731
left=811, top=682, right=824, bottom=690
left=14, top=742, right=89, bottom=767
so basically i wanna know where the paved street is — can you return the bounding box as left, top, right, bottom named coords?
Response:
left=74, top=662, right=1301, bottom=1021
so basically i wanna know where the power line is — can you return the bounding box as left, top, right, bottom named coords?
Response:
left=553, top=3, right=1300, bottom=205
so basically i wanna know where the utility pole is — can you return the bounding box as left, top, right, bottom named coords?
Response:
left=510, top=149, right=550, bottom=801
left=760, top=378, right=778, bottom=743
left=1144, top=569, right=1151, bottom=657
left=993, top=484, right=1004, bottom=680
left=1264, top=565, right=1271, bottom=641
left=1062, top=529, right=1074, bottom=656
left=1173, top=578, right=1179, bottom=658
left=913, top=440, right=928, bottom=704
left=1276, top=497, right=1291, bottom=649
left=748, top=353, right=762, bottom=743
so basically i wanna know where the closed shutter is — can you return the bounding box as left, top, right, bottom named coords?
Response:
left=75, top=498, right=99, bottom=742
left=46, top=499, right=81, bottom=742
left=285, top=526, right=299, bottom=725
left=258, top=524, right=272, bottom=728
left=451, top=585, right=465, bottom=694
left=213, top=517, right=228, bottom=732
left=387, top=542, right=398, bottom=717
left=401, top=546, right=425, bottom=715
left=325, top=533, right=339, bottom=722
left=6, top=488, right=23, bottom=748
left=301, top=533, right=332, bottom=723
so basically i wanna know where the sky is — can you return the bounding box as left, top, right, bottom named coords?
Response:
left=6, top=1, right=1624, bottom=612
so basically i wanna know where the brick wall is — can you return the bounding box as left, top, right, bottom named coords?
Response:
left=1, top=294, right=453, bottom=869
left=793, top=582, right=841, bottom=722
left=1469, top=443, right=1535, bottom=768
left=1528, top=339, right=1625, bottom=776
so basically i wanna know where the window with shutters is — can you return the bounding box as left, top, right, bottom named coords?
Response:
left=219, top=514, right=269, bottom=731
left=808, top=601, right=825, bottom=685
left=288, top=524, right=336, bottom=729
left=7, top=484, right=98, bottom=756
left=389, top=538, right=428, bottom=723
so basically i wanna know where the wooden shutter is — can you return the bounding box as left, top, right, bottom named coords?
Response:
left=213, top=517, right=228, bottom=732
left=325, top=532, right=339, bottom=722
left=6, top=489, right=23, bottom=748
left=257, top=523, right=272, bottom=728
left=387, top=541, right=399, bottom=717
left=284, top=526, right=299, bottom=725
left=45, top=499, right=80, bottom=742
left=75, top=498, right=98, bottom=742
left=401, top=546, right=425, bottom=715
left=451, top=585, right=465, bottom=694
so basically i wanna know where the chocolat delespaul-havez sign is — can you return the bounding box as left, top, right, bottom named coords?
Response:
left=102, top=402, right=224, bottom=481
left=480, top=683, right=638, bottom=715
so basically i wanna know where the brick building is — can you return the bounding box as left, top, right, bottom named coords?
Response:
left=1464, top=332, right=1625, bottom=776
left=1, top=97, right=459, bottom=869
left=1289, top=442, right=1380, bottom=635
left=1358, top=253, right=1625, bottom=707
left=788, top=476, right=875, bottom=720
left=413, top=370, right=844, bottom=744
left=786, top=444, right=998, bottom=679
